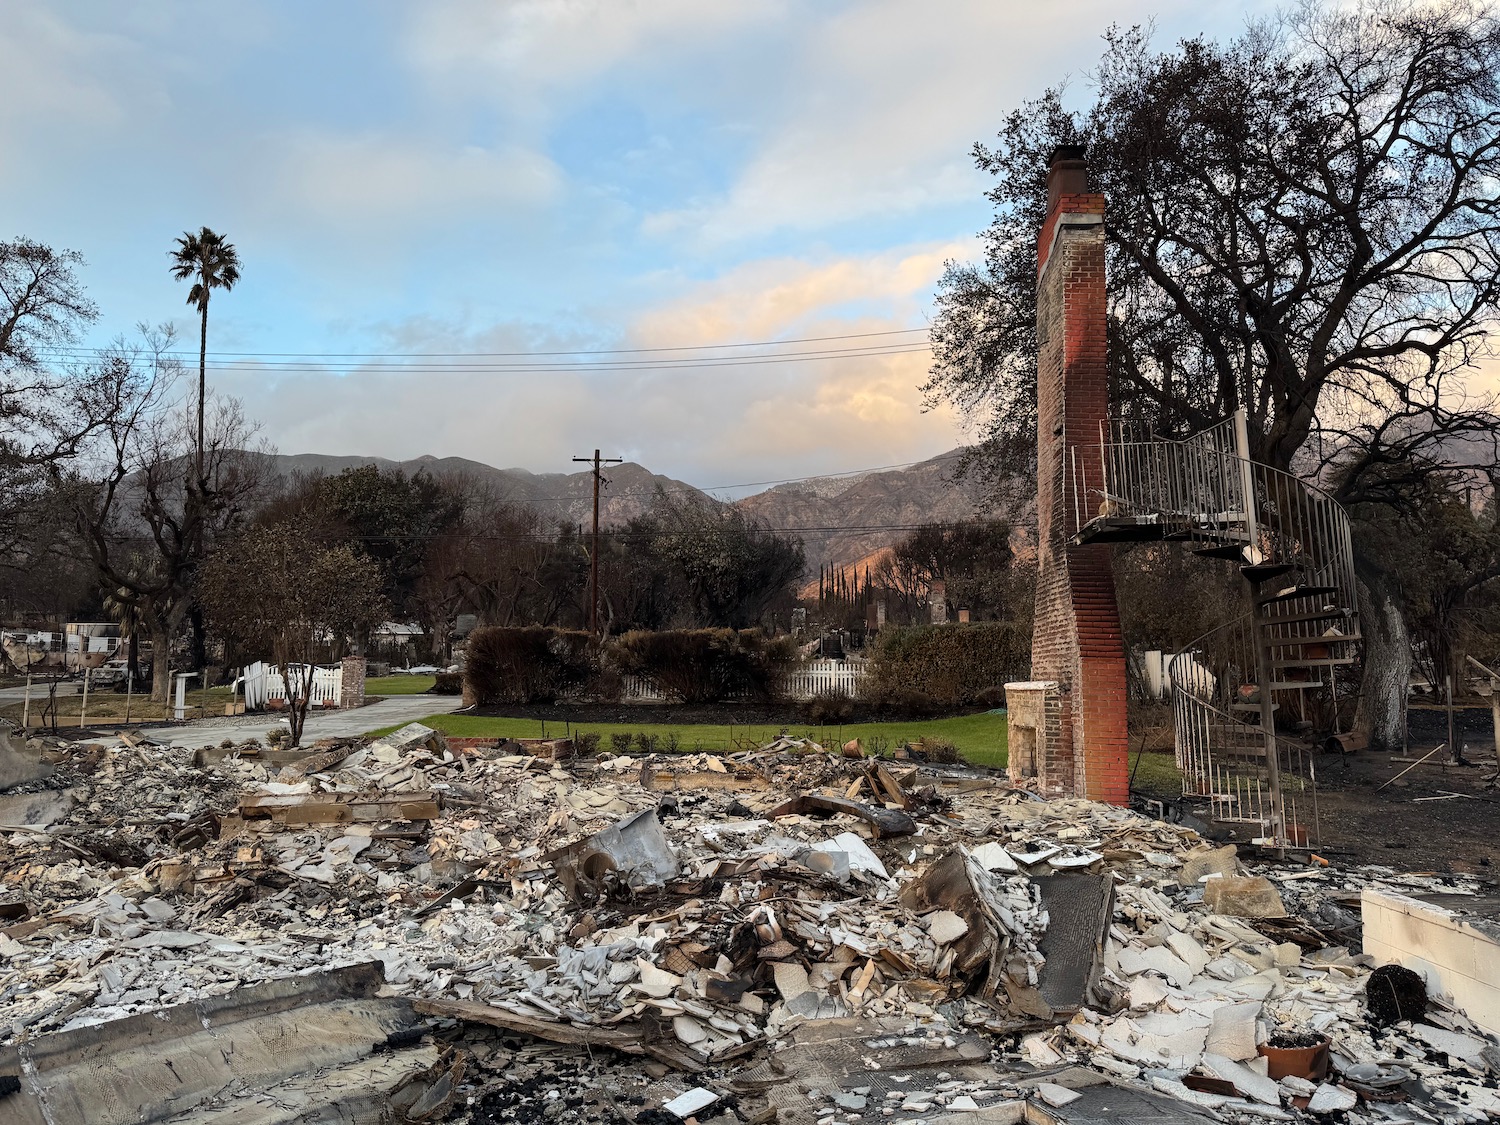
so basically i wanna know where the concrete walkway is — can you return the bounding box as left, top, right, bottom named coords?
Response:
left=131, top=694, right=466, bottom=749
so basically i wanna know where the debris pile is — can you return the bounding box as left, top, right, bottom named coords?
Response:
left=1, top=721, right=1498, bottom=1123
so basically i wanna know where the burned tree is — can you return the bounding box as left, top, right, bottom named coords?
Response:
left=199, top=521, right=386, bottom=746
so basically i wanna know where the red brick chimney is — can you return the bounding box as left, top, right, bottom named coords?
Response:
left=1010, top=145, right=1129, bottom=805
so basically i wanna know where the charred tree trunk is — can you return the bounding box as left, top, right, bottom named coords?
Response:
left=150, top=625, right=172, bottom=704
left=187, top=601, right=207, bottom=676
left=1353, top=569, right=1410, bottom=751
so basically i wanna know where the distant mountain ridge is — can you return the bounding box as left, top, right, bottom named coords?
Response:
left=264, top=448, right=993, bottom=575
left=267, top=452, right=705, bottom=528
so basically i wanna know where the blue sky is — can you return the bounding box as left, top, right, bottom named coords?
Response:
left=2, top=0, right=1271, bottom=487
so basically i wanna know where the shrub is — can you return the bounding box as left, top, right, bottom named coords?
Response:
left=913, top=737, right=960, bottom=764
left=610, top=732, right=633, bottom=754
left=429, top=671, right=463, bottom=695
left=574, top=731, right=601, bottom=756
left=800, top=688, right=856, bottom=724
left=865, top=622, right=1029, bottom=710
left=635, top=732, right=661, bottom=754
left=611, top=629, right=797, bottom=704
left=863, top=685, right=940, bottom=718
left=462, top=627, right=598, bottom=706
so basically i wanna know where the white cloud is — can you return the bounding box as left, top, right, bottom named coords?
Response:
left=215, top=241, right=961, bottom=483
left=0, top=8, right=165, bottom=146
left=266, top=132, right=563, bottom=223
left=406, top=0, right=787, bottom=116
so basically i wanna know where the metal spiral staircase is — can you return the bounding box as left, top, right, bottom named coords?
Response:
left=1066, top=410, right=1359, bottom=849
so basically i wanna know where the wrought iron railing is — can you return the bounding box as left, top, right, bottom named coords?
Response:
left=1065, top=409, right=1358, bottom=848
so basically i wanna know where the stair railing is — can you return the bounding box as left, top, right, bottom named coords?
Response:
left=1064, top=409, right=1358, bottom=848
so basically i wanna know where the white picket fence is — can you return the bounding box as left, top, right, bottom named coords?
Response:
left=621, top=659, right=867, bottom=703
left=241, top=661, right=343, bottom=710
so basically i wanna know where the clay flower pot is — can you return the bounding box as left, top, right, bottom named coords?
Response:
left=1259, top=1035, right=1331, bottom=1082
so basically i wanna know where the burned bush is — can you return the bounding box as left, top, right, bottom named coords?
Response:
left=611, top=628, right=796, bottom=704
left=462, top=627, right=597, bottom=705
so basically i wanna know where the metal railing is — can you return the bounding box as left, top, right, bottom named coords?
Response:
left=1067, top=409, right=1358, bottom=848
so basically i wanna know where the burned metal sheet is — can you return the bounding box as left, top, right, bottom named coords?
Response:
left=544, top=809, right=679, bottom=900
left=1029, top=874, right=1115, bottom=1016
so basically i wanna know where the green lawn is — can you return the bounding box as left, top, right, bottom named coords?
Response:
left=363, top=708, right=1186, bottom=788
left=366, top=675, right=438, bottom=696
left=367, top=710, right=1011, bottom=767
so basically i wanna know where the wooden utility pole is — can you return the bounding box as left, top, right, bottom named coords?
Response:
left=572, top=449, right=623, bottom=635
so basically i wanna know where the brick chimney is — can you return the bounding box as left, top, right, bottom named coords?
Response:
left=1006, top=146, right=1129, bottom=805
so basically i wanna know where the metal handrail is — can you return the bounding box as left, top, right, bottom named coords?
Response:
left=1072, top=410, right=1357, bottom=849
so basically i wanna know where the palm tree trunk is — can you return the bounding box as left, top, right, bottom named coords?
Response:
left=197, top=295, right=208, bottom=483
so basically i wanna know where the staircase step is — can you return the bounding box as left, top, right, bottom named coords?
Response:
left=1267, top=633, right=1361, bottom=647
left=1242, top=562, right=1297, bottom=582
left=1273, top=657, right=1357, bottom=669
left=1262, top=610, right=1354, bottom=627
left=1231, top=702, right=1280, bottom=712
left=1194, top=544, right=1250, bottom=561
left=1268, top=680, right=1325, bottom=691
left=1258, top=584, right=1338, bottom=607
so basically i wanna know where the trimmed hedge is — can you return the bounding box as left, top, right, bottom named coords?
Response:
left=864, top=622, right=1029, bottom=709
left=463, top=626, right=597, bottom=705
left=613, top=628, right=797, bottom=704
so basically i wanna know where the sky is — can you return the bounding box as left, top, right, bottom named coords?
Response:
left=2, top=0, right=1273, bottom=491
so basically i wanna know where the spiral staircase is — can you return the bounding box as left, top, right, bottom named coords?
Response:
left=1066, top=409, right=1359, bottom=849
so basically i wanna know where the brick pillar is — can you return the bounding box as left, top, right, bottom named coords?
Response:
left=340, top=656, right=367, bottom=710
left=1027, top=145, right=1130, bottom=806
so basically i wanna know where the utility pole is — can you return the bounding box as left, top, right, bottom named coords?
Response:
left=572, top=449, right=624, bottom=636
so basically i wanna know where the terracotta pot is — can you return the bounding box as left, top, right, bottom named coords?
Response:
left=1259, top=1036, right=1330, bottom=1082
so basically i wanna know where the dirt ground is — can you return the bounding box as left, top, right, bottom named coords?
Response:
left=1298, top=705, right=1500, bottom=879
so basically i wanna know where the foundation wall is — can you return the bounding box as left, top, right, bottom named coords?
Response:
left=1362, top=888, right=1500, bottom=1036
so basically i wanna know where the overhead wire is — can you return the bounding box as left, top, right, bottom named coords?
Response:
left=32, top=326, right=930, bottom=361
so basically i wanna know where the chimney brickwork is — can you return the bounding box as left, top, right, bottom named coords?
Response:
left=1012, top=148, right=1129, bottom=805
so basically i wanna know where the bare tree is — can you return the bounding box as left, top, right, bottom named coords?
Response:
left=199, top=521, right=387, bottom=745
left=0, top=239, right=145, bottom=565
left=926, top=0, right=1500, bottom=744
left=61, top=331, right=269, bottom=702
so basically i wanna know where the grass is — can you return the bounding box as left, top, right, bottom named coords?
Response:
left=367, top=710, right=1010, bottom=767
left=366, top=674, right=438, bottom=696
left=364, top=708, right=1187, bottom=788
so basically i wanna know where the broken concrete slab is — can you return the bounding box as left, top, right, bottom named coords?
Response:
left=0, top=962, right=422, bottom=1125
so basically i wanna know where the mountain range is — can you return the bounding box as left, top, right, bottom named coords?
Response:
left=265, top=449, right=994, bottom=575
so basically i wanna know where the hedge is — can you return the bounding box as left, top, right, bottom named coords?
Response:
left=864, top=622, right=1029, bottom=709
left=612, top=628, right=797, bottom=704
left=463, top=626, right=597, bottom=705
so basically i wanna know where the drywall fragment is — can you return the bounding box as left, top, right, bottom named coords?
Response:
left=1306, top=1084, right=1357, bottom=1112
left=1201, top=1053, right=1281, bottom=1105
left=926, top=910, right=970, bottom=945
left=1179, top=845, right=1239, bottom=887
left=663, top=1087, right=720, bottom=1118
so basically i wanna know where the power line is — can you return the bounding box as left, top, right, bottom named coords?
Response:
left=34, top=326, right=929, bottom=361
left=158, top=344, right=932, bottom=376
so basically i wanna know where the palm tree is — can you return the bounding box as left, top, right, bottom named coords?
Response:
left=168, top=227, right=241, bottom=479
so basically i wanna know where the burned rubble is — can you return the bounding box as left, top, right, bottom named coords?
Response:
left=0, top=722, right=1498, bottom=1124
